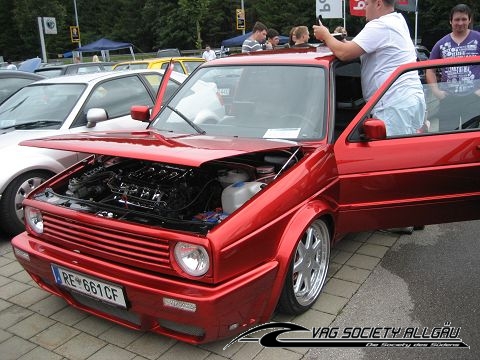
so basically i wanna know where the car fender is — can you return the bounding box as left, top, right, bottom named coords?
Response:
left=0, top=146, right=79, bottom=195
left=263, top=199, right=334, bottom=316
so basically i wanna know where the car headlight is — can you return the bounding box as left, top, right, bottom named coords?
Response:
left=174, top=242, right=209, bottom=276
left=25, top=206, right=44, bottom=234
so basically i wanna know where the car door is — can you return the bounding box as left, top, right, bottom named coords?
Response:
left=333, top=56, right=480, bottom=233
left=71, top=74, right=160, bottom=131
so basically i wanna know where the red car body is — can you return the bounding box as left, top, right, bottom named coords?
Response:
left=12, top=49, right=480, bottom=344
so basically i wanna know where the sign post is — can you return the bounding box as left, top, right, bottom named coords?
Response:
left=37, top=17, right=47, bottom=63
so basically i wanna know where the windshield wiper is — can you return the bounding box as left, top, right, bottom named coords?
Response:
left=0, top=98, right=28, bottom=117
left=166, top=105, right=206, bottom=135
left=0, top=120, right=62, bottom=132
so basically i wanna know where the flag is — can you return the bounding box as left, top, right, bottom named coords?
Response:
left=317, top=0, right=343, bottom=19
left=350, top=0, right=366, bottom=17
left=395, top=0, right=418, bottom=12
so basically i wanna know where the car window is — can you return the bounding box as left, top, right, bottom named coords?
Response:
left=0, top=78, right=38, bottom=103
left=0, top=83, right=85, bottom=128
left=182, top=61, right=204, bottom=74
left=424, top=64, right=480, bottom=133
left=151, top=65, right=327, bottom=139
left=102, top=63, right=115, bottom=71
left=350, top=64, right=480, bottom=140
left=143, top=74, right=180, bottom=102
left=143, top=74, right=163, bottom=93
left=150, top=62, right=166, bottom=70
left=34, top=69, right=63, bottom=78
left=114, top=63, right=148, bottom=70
left=160, top=62, right=185, bottom=74
left=76, top=65, right=103, bottom=74
left=113, top=64, right=129, bottom=71
left=84, top=75, right=154, bottom=120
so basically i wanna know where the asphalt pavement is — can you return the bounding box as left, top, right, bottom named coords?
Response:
left=0, top=222, right=478, bottom=359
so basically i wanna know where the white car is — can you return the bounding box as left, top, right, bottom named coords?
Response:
left=0, top=69, right=186, bottom=236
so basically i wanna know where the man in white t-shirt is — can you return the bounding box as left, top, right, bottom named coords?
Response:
left=202, top=45, right=216, bottom=61
left=6, top=61, right=17, bottom=70
left=313, top=0, right=426, bottom=136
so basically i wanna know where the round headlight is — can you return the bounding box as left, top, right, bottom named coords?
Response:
left=174, top=242, right=209, bottom=277
left=24, top=206, right=44, bottom=234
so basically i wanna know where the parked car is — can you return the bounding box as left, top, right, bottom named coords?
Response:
left=156, top=48, right=181, bottom=57
left=0, top=70, right=45, bottom=103
left=33, top=62, right=115, bottom=78
left=215, top=47, right=230, bottom=58
left=11, top=48, right=480, bottom=344
left=0, top=69, right=186, bottom=236
left=113, top=57, right=205, bottom=75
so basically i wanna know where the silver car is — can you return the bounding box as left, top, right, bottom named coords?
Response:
left=0, top=69, right=186, bottom=236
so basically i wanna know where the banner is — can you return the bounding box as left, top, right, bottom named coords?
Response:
left=349, top=0, right=365, bottom=17
left=236, top=9, right=245, bottom=30
left=70, top=26, right=80, bottom=43
left=317, top=0, right=343, bottom=19
left=395, top=0, right=418, bottom=13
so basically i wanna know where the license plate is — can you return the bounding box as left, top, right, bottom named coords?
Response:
left=51, top=264, right=127, bottom=308
left=218, top=88, right=230, bottom=96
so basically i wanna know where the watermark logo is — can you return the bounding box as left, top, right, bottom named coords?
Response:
left=224, top=322, right=469, bottom=350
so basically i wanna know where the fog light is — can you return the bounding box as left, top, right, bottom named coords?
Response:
left=13, top=247, right=30, bottom=261
left=163, top=297, right=197, bottom=312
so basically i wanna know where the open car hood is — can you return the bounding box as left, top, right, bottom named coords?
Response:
left=20, top=130, right=300, bottom=166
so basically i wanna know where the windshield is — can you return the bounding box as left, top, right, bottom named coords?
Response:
left=0, top=83, right=85, bottom=130
left=151, top=65, right=327, bottom=140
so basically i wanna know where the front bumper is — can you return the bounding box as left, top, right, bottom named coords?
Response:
left=12, top=231, right=279, bottom=344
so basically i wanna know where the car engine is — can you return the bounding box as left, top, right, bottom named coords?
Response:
left=35, top=149, right=301, bottom=233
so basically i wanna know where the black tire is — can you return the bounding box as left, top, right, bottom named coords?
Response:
left=0, top=170, right=53, bottom=237
left=277, top=219, right=331, bottom=315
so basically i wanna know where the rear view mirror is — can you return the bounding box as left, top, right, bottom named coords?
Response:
left=362, top=119, right=387, bottom=140
left=130, top=105, right=151, bottom=122
left=86, top=108, right=108, bottom=128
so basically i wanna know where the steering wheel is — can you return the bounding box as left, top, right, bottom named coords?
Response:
left=279, top=113, right=318, bottom=135
left=460, top=114, right=480, bottom=129
left=194, top=110, right=220, bottom=124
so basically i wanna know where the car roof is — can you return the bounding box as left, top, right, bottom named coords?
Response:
left=115, top=57, right=204, bottom=66
left=36, top=62, right=113, bottom=69
left=205, top=46, right=335, bottom=66
left=27, top=69, right=187, bottom=85
left=0, top=70, right=45, bottom=80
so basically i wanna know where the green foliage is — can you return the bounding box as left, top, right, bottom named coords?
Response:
left=3, top=0, right=479, bottom=62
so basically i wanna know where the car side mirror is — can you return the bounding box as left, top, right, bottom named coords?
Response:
left=362, top=118, right=387, bottom=140
left=86, top=108, right=108, bottom=128
left=130, top=105, right=151, bottom=122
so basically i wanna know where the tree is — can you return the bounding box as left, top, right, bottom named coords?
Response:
left=179, top=0, right=212, bottom=49
left=3, top=0, right=479, bottom=61
left=11, top=0, right=67, bottom=60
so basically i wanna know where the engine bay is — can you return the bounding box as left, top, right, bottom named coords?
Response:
left=34, top=148, right=303, bottom=233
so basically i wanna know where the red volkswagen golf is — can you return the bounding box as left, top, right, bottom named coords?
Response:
left=12, top=48, right=480, bottom=344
